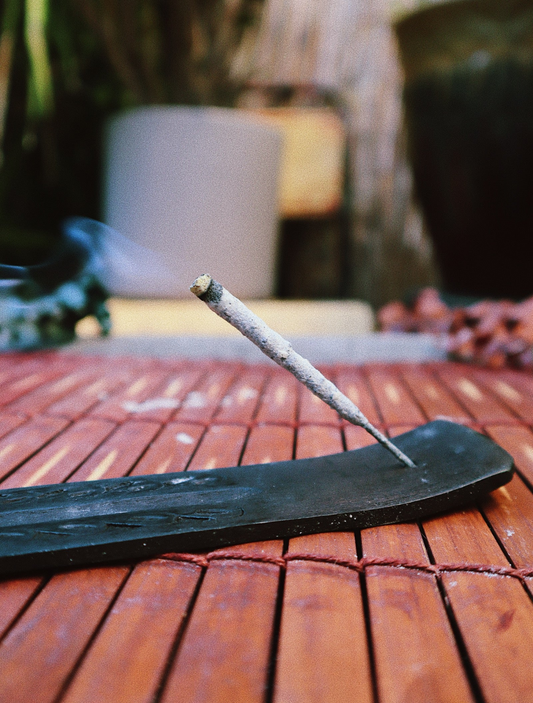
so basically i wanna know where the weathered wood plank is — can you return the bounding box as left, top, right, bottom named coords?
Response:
left=68, top=420, right=161, bottom=482
left=433, top=363, right=517, bottom=424
left=174, top=365, right=241, bottom=423
left=211, top=366, right=270, bottom=424
left=0, top=567, right=129, bottom=703
left=362, top=523, right=474, bottom=703
left=0, top=416, right=70, bottom=484
left=424, top=509, right=533, bottom=703
left=130, top=422, right=205, bottom=476
left=254, top=370, right=298, bottom=424
left=364, top=365, right=426, bottom=427
left=400, top=364, right=472, bottom=424
left=160, top=559, right=281, bottom=703
left=60, top=559, right=201, bottom=703
left=0, top=418, right=115, bottom=488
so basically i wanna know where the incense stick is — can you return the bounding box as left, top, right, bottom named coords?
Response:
left=191, top=274, right=416, bottom=467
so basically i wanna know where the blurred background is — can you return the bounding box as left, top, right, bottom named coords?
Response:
left=1, top=0, right=533, bottom=329
left=0, top=0, right=440, bottom=309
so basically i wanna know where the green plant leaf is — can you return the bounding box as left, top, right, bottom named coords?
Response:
left=25, top=0, right=53, bottom=117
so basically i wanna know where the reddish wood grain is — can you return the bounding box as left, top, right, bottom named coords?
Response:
left=0, top=575, right=43, bottom=639
left=1, top=355, right=533, bottom=702
left=400, top=364, right=473, bottom=424
left=480, top=425, right=533, bottom=571
left=212, top=366, right=269, bottom=424
left=131, top=365, right=206, bottom=424
left=274, top=551, right=372, bottom=703
left=174, top=365, right=241, bottom=423
left=362, top=523, right=474, bottom=703
left=0, top=418, right=115, bottom=488
left=481, top=476, right=533, bottom=570
left=60, top=560, right=201, bottom=703
left=0, top=414, right=26, bottom=439
left=161, top=559, right=281, bottom=703
left=0, top=353, right=57, bottom=388
left=68, top=420, right=161, bottom=481
left=0, top=366, right=66, bottom=407
left=130, top=422, right=205, bottom=476
left=336, top=366, right=382, bottom=426
left=254, top=370, right=298, bottom=424
left=424, top=508, right=533, bottom=703
left=299, top=385, right=340, bottom=425
left=44, top=366, right=131, bottom=420
left=485, top=423, right=533, bottom=486
left=187, top=424, right=248, bottom=471
left=87, top=369, right=171, bottom=423
left=0, top=416, right=69, bottom=484
left=295, top=423, right=343, bottom=459
left=0, top=566, right=129, bottom=703
left=241, top=424, right=294, bottom=466
left=469, top=367, right=533, bottom=422
left=274, top=413, right=372, bottom=703
left=364, top=365, right=426, bottom=427
left=433, top=363, right=517, bottom=424
left=4, top=368, right=101, bottom=417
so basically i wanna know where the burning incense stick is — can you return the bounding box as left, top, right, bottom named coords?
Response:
left=191, top=274, right=416, bottom=467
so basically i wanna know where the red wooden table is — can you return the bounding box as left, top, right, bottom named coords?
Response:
left=1, top=352, right=533, bottom=703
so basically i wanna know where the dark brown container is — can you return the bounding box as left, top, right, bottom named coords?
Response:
left=396, top=0, right=533, bottom=299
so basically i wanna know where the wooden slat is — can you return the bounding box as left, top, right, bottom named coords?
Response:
left=212, top=366, right=269, bottom=424
left=0, top=418, right=115, bottom=489
left=44, top=366, right=131, bottom=420
left=362, top=523, right=474, bottom=703
left=187, top=424, right=248, bottom=471
left=254, top=370, right=298, bottom=424
left=469, top=367, right=533, bottom=423
left=174, top=365, right=241, bottom=423
left=0, top=416, right=69, bottom=484
left=274, top=406, right=372, bottom=703
left=295, top=423, right=343, bottom=459
left=87, top=369, right=171, bottom=423
left=60, top=559, right=201, bottom=703
left=0, top=575, right=43, bottom=639
left=160, top=559, right=281, bottom=703
left=481, top=476, right=533, bottom=570
left=481, top=426, right=533, bottom=572
left=121, top=365, right=206, bottom=424
left=364, top=365, right=426, bottom=427
left=4, top=368, right=101, bottom=417
left=241, top=424, right=294, bottom=466
left=68, top=420, right=161, bottom=482
left=0, top=414, right=26, bottom=439
left=433, top=363, right=517, bottom=424
left=439, top=573, right=533, bottom=703
left=275, top=534, right=372, bottom=703
left=1, top=354, right=533, bottom=702
left=299, top=385, right=340, bottom=425
left=0, top=365, right=68, bottom=407
left=423, top=509, right=533, bottom=703
left=400, top=364, right=473, bottom=424
left=485, top=424, right=533, bottom=486
left=0, top=567, right=129, bottom=703
left=130, top=422, right=205, bottom=476
left=336, top=366, right=382, bottom=427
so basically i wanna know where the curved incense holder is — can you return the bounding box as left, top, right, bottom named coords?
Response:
left=0, top=421, right=513, bottom=576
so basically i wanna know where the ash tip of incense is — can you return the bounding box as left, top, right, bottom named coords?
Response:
left=190, top=274, right=213, bottom=297
left=190, top=274, right=224, bottom=303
